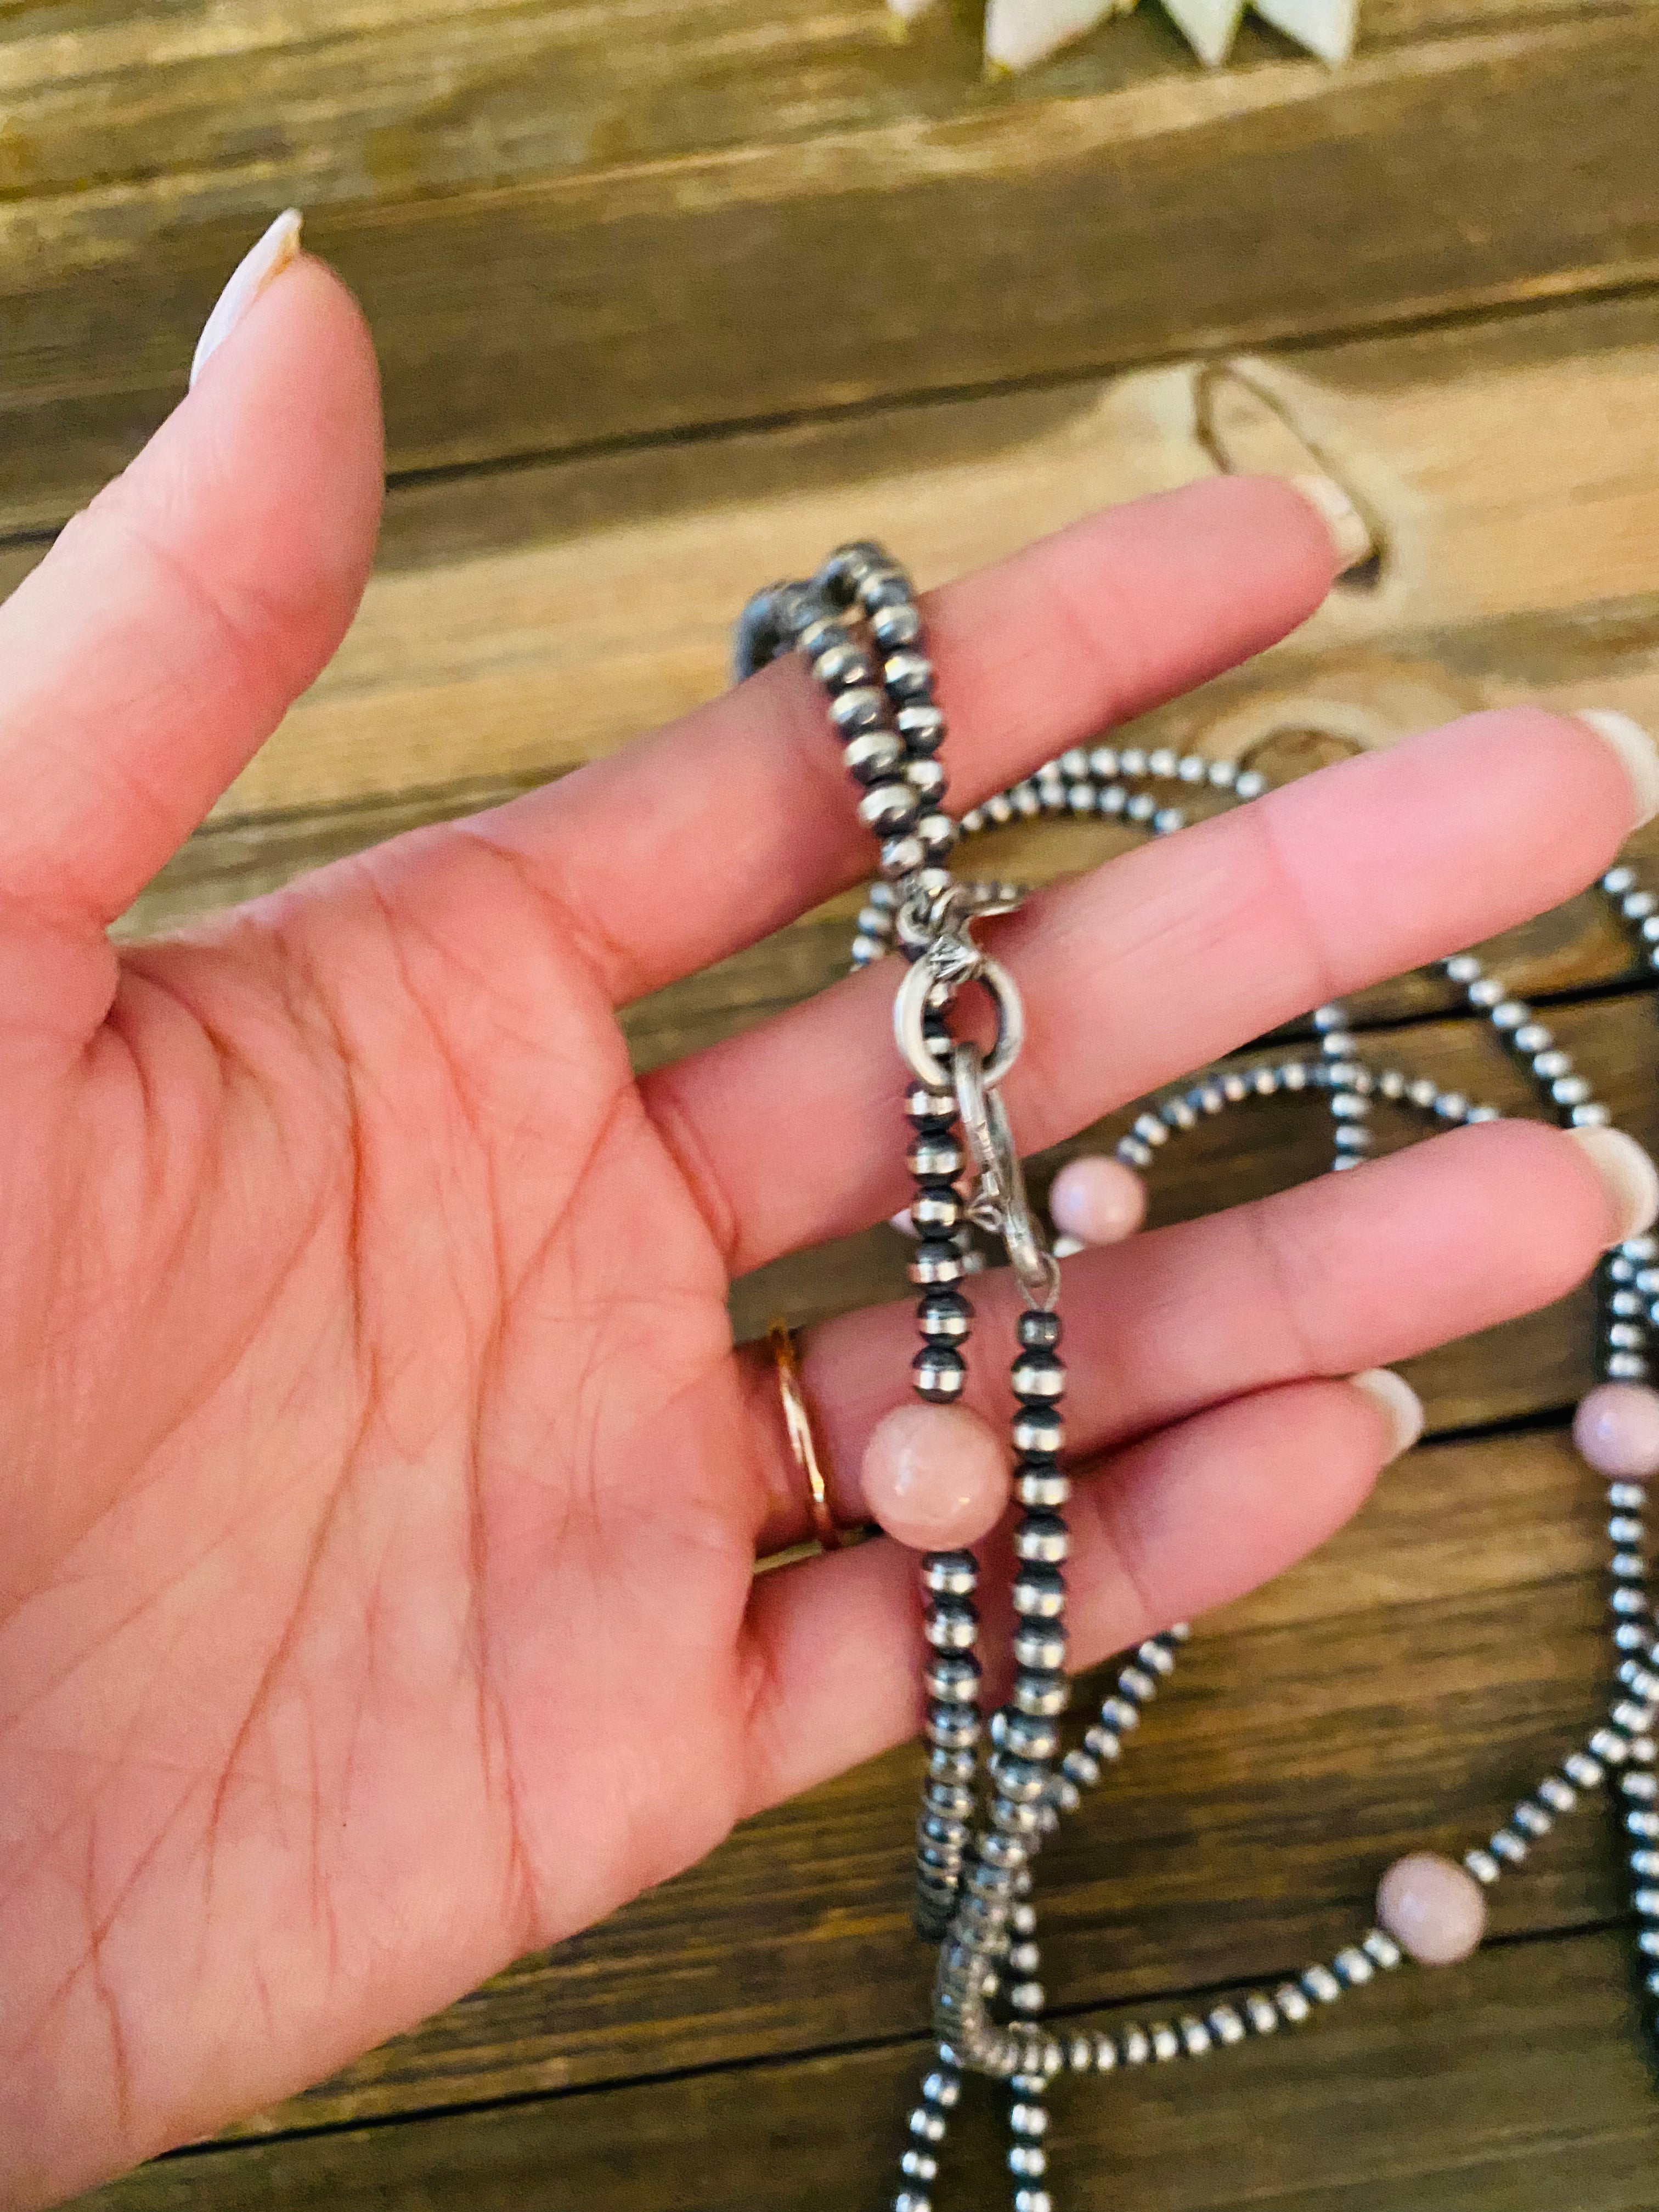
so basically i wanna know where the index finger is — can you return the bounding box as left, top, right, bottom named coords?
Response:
left=461, top=473, right=1350, bottom=1005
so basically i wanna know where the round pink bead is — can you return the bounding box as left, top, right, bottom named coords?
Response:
left=1048, top=1156, right=1147, bottom=1247
left=861, top=1403, right=1011, bottom=1551
left=1375, top=1852, right=1486, bottom=1966
left=1573, top=1381, right=1659, bottom=1479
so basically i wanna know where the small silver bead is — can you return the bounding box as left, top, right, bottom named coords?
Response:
left=1180, top=2016, right=1212, bottom=2056
left=1464, top=1848, right=1501, bottom=1884
left=1275, top=1984, right=1312, bottom=2024
left=879, top=833, right=926, bottom=879
left=1564, top=1752, right=1605, bottom=1788
left=1009, top=2101, right=1048, bottom=2136
left=1489, top=1829, right=1528, bottom=1863
left=1207, top=2004, right=1247, bottom=2045
left=1301, top=1964, right=1342, bottom=2004
left=1008, top=2145, right=1047, bottom=2179
left=1244, top=1993, right=1279, bottom=2034
left=1013, top=2193, right=1052, bottom=2212
left=1362, top=1927, right=1403, bottom=1969
left=1149, top=2022, right=1180, bottom=2061
left=1121, top=2027, right=1151, bottom=2064
left=899, top=2150, right=936, bottom=2183
left=1333, top=1946, right=1374, bottom=1986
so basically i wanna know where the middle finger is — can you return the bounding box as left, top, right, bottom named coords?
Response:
left=642, top=706, right=1645, bottom=1276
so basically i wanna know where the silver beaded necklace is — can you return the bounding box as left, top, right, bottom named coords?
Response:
left=735, top=542, right=1657, bottom=2212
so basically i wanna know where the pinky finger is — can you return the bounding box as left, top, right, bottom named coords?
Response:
left=737, top=1374, right=1416, bottom=1818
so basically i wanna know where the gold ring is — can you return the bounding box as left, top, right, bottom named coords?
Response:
left=767, top=1318, right=845, bottom=1551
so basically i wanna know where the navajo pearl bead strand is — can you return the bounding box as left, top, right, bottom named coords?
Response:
left=735, top=550, right=1659, bottom=2212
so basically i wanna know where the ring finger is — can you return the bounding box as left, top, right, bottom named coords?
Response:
left=742, top=1113, right=1633, bottom=1555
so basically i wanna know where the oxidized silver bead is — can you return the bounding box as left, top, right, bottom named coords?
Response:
left=913, top=1343, right=968, bottom=1397
left=917, top=1291, right=973, bottom=1341
left=1013, top=1670, right=1070, bottom=1717
left=1013, top=1621, right=1069, bottom=1671
left=924, top=1600, right=978, bottom=1651
left=1013, top=1514, right=1069, bottom=1564
left=925, top=1654, right=981, bottom=1703
left=1012, top=1408, right=1065, bottom=1455
left=1011, top=1566, right=1066, bottom=1618
left=844, top=727, right=906, bottom=783
left=921, top=1550, right=978, bottom=1596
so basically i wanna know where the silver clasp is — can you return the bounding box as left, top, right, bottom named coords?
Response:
left=952, top=1041, right=1059, bottom=1311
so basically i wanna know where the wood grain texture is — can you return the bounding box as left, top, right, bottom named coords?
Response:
left=4, top=5, right=1659, bottom=531
left=73, top=1933, right=1659, bottom=2209
left=10, top=288, right=1640, bottom=964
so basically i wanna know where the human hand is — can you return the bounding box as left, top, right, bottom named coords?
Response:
left=1, top=243, right=1650, bottom=2208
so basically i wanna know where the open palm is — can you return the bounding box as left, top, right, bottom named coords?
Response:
left=0, top=255, right=1644, bottom=2210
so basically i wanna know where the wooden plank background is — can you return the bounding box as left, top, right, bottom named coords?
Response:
left=4, top=0, right=1658, bottom=2204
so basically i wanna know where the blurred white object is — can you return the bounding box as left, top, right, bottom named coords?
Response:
left=984, top=0, right=1130, bottom=69
left=893, top=0, right=1357, bottom=67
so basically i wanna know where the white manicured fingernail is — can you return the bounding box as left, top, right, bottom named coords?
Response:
left=1575, top=710, right=1659, bottom=829
left=190, top=209, right=304, bottom=388
left=1567, top=1126, right=1659, bottom=1246
left=1349, top=1368, right=1425, bottom=1461
left=1289, top=472, right=1374, bottom=574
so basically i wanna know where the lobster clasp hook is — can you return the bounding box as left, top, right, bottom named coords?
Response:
left=952, top=1041, right=1060, bottom=1311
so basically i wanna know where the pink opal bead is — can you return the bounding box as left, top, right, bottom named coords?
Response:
left=1375, top=1852, right=1486, bottom=1966
left=1573, top=1382, right=1659, bottom=1479
left=1048, top=1155, right=1147, bottom=1247
left=861, top=1403, right=1011, bottom=1551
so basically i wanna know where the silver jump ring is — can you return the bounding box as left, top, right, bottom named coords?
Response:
left=893, top=951, right=1025, bottom=1091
